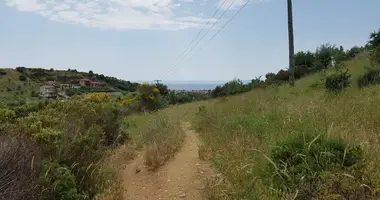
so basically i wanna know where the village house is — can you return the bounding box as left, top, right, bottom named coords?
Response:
left=39, top=85, right=57, bottom=98
left=90, top=81, right=106, bottom=87
left=79, top=78, right=92, bottom=86
left=45, top=81, right=57, bottom=86
left=79, top=78, right=106, bottom=87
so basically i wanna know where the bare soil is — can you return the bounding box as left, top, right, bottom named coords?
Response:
left=122, top=122, right=215, bottom=200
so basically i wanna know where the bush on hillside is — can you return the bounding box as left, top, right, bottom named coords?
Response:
left=19, top=75, right=26, bottom=81
left=31, top=90, right=38, bottom=97
left=357, top=68, right=380, bottom=88
left=346, top=46, right=362, bottom=59
left=0, top=70, right=6, bottom=76
left=266, top=133, right=363, bottom=199
left=211, top=79, right=251, bottom=98
left=135, top=83, right=165, bottom=111
left=368, top=30, right=380, bottom=64
left=16, top=66, right=26, bottom=73
left=325, top=68, right=351, bottom=92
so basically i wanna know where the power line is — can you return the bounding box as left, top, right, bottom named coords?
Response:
left=173, top=0, right=229, bottom=63
left=160, top=0, right=240, bottom=78
left=184, top=0, right=239, bottom=58
left=164, top=0, right=251, bottom=77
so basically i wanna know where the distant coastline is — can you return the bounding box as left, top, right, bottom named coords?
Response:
left=135, top=80, right=251, bottom=91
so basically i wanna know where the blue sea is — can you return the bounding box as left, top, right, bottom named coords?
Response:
left=136, top=80, right=251, bottom=91
left=165, top=83, right=222, bottom=90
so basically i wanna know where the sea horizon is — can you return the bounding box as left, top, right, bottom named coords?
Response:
left=133, top=80, right=251, bottom=91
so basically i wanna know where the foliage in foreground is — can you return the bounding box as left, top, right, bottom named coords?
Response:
left=0, top=97, right=129, bottom=200
left=266, top=133, right=363, bottom=199
left=358, top=67, right=380, bottom=88
left=325, top=68, right=351, bottom=92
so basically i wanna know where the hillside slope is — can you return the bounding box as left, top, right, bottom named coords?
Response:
left=0, top=67, right=138, bottom=104
left=191, top=54, right=380, bottom=199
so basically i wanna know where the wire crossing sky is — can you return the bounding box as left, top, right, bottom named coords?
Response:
left=1, top=0, right=379, bottom=81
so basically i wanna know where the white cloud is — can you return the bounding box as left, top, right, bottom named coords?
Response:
left=4, top=0, right=218, bottom=30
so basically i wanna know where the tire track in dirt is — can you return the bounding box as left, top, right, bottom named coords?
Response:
left=122, top=122, right=215, bottom=200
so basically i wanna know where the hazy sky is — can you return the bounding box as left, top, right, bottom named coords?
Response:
left=0, top=0, right=379, bottom=81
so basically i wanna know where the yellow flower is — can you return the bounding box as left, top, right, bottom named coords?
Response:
left=152, top=88, right=160, bottom=93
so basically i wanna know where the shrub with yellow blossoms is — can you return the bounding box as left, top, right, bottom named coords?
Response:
left=136, top=83, right=163, bottom=110
left=86, top=93, right=110, bottom=102
left=120, top=96, right=137, bottom=105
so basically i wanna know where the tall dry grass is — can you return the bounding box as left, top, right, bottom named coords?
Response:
left=192, top=56, right=380, bottom=199
left=126, top=113, right=186, bottom=170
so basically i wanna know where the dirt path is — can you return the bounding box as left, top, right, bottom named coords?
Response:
left=122, top=122, right=214, bottom=200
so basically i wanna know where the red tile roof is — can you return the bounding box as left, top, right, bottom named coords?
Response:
left=45, top=81, right=57, bottom=85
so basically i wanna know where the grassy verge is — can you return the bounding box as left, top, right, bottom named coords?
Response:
left=192, top=56, right=380, bottom=199
left=125, top=113, right=186, bottom=170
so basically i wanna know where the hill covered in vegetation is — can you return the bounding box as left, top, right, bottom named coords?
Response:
left=0, top=67, right=139, bottom=104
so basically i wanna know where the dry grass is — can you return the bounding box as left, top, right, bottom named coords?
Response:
left=143, top=116, right=185, bottom=170
left=190, top=55, right=380, bottom=199
left=94, top=146, right=137, bottom=200
left=125, top=113, right=186, bottom=171
left=0, top=135, right=41, bottom=200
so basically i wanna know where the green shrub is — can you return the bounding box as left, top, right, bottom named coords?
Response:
left=19, top=75, right=27, bottom=81
left=266, top=133, right=363, bottom=199
left=0, top=106, right=16, bottom=122
left=31, top=90, right=38, bottom=97
left=16, top=66, right=26, bottom=73
left=135, top=83, right=165, bottom=111
left=12, top=99, right=128, bottom=200
left=0, top=70, right=6, bottom=75
left=357, top=68, right=380, bottom=88
left=40, top=162, right=87, bottom=200
left=325, top=69, right=351, bottom=92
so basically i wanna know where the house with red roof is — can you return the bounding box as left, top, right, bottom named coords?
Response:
left=45, top=81, right=57, bottom=86
left=79, top=78, right=92, bottom=86
left=79, top=78, right=106, bottom=87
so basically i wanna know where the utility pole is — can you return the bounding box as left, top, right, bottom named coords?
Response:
left=287, top=0, right=295, bottom=86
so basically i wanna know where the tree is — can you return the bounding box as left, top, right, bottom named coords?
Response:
left=265, top=73, right=276, bottom=80
left=276, top=69, right=289, bottom=81
left=224, top=79, right=245, bottom=95
left=287, top=0, right=295, bottom=86
left=211, top=86, right=225, bottom=98
left=315, top=44, right=334, bottom=70
left=346, top=46, right=361, bottom=59
left=155, top=83, right=169, bottom=96
left=16, top=66, right=26, bottom=73
left=368, top=30, right=380, bottom=64
left=251, top=76, right=264, bottom=88
left=368, top=30, right=380, bottom=47
left=294, top=51, right=315, bottom=77
left=89, top=70, right=94, bottom=75
left=19, top=75, right=27, bottom=81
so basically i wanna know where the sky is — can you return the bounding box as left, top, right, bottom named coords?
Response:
left=0, top=0, right=379, bottom=82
